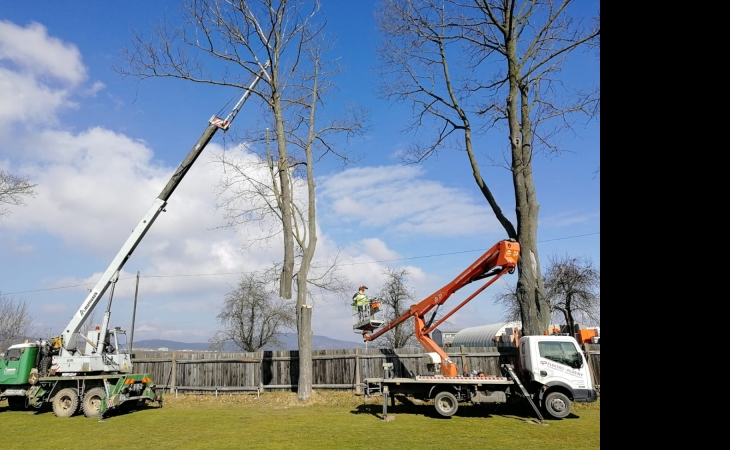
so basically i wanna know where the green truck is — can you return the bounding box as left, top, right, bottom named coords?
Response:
left=1, top=340, right=160, bottom=418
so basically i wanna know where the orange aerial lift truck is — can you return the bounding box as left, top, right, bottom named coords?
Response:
left=356, top=239, right=598, bottom=420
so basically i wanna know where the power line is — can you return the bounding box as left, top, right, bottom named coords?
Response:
left=537, top=232, right=600, bottom=243
left=4, top=231, right=598, bottom=295
left=339, top=231, right=600, bottom=266
left=2, top=273, right=244, bottom=295
left=4, top=283, right=93, bottom=293
left=143, top=271, right=243, bottom=279
left=341, top=249, right=479, bottom=266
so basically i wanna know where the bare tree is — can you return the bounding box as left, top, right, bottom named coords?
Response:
left=495, top=252, right=600, bottom=330
left=209, top=270, right=295, bottom=351
left=114, top=0, right=315, bottom=295
left=116, top=0, right=364, bottom=400
left=0, top=170, right=37, bottom=221
left=0, top=292, right=35, bottom=352
left=374, top=268, right=419, bottom=349
left=213, top=31, right=363, bottom=399
left=493, top=282, right=521, bottom=323
left=544, top=253, right=600, bottom=332
left=376, top=0, right=599, bottom=335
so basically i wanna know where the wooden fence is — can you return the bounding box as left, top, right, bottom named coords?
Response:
left=132, top=344, right=600, bottom=394
left=584, top=344, right=601, bottom=388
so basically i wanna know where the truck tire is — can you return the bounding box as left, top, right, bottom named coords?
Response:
left=82, top=387, right=106, bottom=418
left=434, top=391, right=459, bottom=417
left=52, top=388, right=79, bottom=418
left=542, top=391, right=571, bottom=419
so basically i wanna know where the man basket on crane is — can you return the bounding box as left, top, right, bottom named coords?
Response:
left=352, top=285, right=383, bottom=330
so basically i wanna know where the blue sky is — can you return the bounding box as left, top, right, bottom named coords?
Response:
left=0, top=1, right=599, bottom=346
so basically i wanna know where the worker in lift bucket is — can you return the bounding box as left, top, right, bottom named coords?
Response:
left=352, top=286, right=369, bottom=320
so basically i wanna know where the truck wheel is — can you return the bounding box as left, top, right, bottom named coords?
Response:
left=543, top=391, right=571, bottom=419
left=7, top=396, right=27, bottom=411
left=52, top=388, right=79, bottom=418
left=82, top=387, right=106, bottom=418
left=434, top=391, right=459, bottom=417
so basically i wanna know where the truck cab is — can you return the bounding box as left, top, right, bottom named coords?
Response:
left=0, top=342, right=38, bottom=409
left=519, top=335, right=598, bottom=418
left=52, top=327, right=132, bottom=375
left=0, top=342, right=38, bottom=386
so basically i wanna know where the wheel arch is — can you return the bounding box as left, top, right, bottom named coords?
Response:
left=427, top=384, right=457, bottom=399
left=541, top=381, right=575, bottom=401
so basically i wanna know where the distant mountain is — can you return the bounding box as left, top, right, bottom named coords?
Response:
left=133, top=333, right=366, bottom=352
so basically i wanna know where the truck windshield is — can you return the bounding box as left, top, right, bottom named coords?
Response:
left=4, top=349, right=21, bottom=362
left=538, top=341, right=583, bottom=369
left=115, top=332, right=129, bottom=354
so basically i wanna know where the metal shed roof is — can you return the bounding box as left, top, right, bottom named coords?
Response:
left=450, top=321, right=522, bottom=347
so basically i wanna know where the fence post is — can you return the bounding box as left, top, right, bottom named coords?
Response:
left=355, top=348, right=361, bottom=394
left=170, top=351, right=177, bottom=394
left=258, top=354, right=264, bottom=397
left=585, top=347, right=599, bottom=388
left=460, top=346, right=467, bottom=375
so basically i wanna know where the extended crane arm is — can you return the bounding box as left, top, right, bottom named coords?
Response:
left=364, top=239, right=520, bottom=377
left=60, top=62, right=270, bottom=352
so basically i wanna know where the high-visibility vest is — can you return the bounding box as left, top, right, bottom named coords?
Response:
left=352, top=292, right=368, bottom=310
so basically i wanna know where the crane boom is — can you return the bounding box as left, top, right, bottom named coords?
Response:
left=363, top=239, right=520, bottom=377
left=60, top=63, right=269, bottom=352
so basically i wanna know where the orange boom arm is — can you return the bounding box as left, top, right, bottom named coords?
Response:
left=364, top=239, right=520, bottom=377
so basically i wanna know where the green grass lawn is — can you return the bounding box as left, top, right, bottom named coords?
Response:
left=1, top=392, right=599, bottom=450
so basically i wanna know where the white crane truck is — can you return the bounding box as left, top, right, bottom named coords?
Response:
left=1, top=63, right=269, bottom=418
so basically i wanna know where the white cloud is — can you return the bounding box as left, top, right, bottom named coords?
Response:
left=0, top=20, right=90, bottom=136
left=82, top=81, right=105, bottom=97
left=358, top=238, right=400, bottom=261
left=9, top=151, right=286, bottom=292
left=318, top=165, right=502, bottom=237
left=0, top=20, right=86, bottom=85
left=6, top=128, right=164, bottom=250
left=0, top=67, right=74, bottom=131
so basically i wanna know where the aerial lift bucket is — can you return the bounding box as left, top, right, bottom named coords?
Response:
left=353, top=301, right=385, bottom=332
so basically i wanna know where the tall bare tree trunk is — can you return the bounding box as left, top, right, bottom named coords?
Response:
left=273, top=88, right=294, bottom=300
left=296, top=96, right=319, bottom=400
left=507, top=39, right=550, bottom=335
left=296, top=284, right=313, bottom=400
